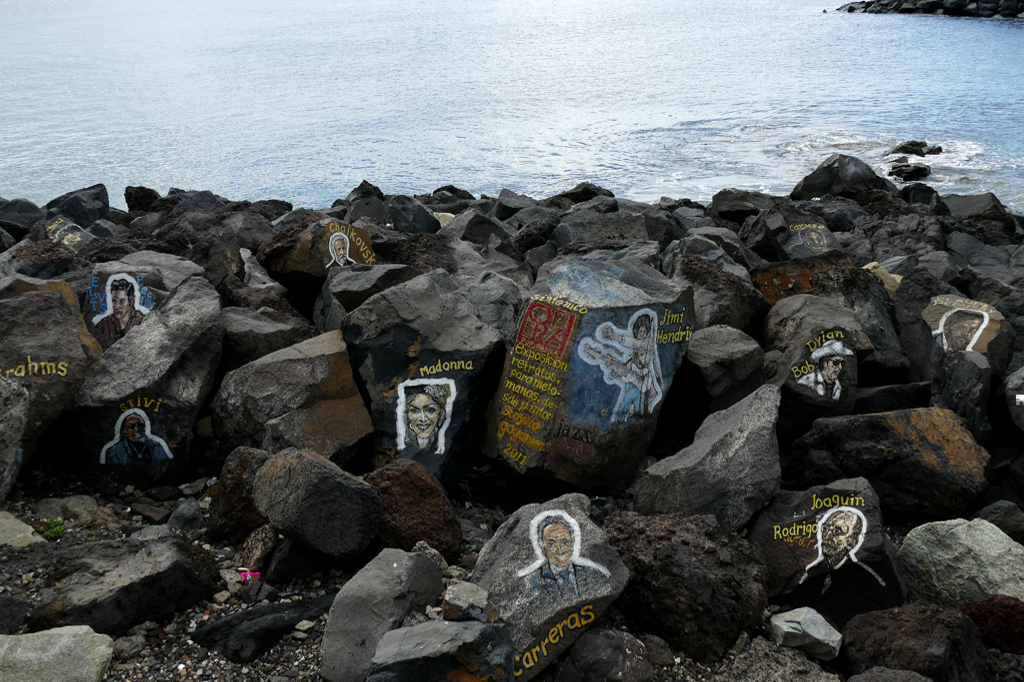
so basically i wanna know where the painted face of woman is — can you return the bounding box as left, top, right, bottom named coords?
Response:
left=407, top=393, right=441, bottom=442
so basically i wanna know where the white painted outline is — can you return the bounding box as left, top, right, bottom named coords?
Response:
left=932, top=307, right=989, bottom=352
left=395, top=377, right=456, bottom=455
left=99, top=408, right=173, bottom=464
left=516, top=509, right=610, bottom=578
left=91, top=272, right=151, bottom=326
left=799, top=505, right=884, bottom=587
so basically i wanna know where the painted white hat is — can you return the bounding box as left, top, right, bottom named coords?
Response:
left=810, top=339, right=855, bottom=361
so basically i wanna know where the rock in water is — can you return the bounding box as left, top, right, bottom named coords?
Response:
left=635, top=385, right=780, bottom=531
left=749, top=477, right=906, bottom=628
left=604, top=511, right=766, bottom=663
left=251, top=449, right=381, bottom=561
left=841, top=603, right=992, bottom=682
left=366, top=621, right=515, bottom=682
left=472, top=493, right=629, bottom=681
left=0, top=625, right=113, bottom=682
left=898, top=518, right=1024, bottom=608
left=28, top=526, right=219, bottom=636
left=485, top=258, right=695, bottom=492
left=321, top=549, right=443, bottom=682
left=343, top=269, right=502, bottom=483
left=211, top=331, right=373, bottom=463
left=791, top=154, right=895, bottom=201
left=786, top=408, right=990, bottom=519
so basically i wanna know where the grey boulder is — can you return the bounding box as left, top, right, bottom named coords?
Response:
left=770, top=607, right=843, bottom=661
left=0, top=625, right=113, bottom=682
left=366, top=620, right=515, bottom=682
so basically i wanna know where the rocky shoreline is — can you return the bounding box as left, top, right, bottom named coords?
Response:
left=837, top=0, right=1024, bottom=17
left=2, top=149, right=1024, bottom=682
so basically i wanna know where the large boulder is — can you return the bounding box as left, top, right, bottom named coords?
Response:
left=749, top=477, right=906, bottom=628
left=739, top=203, right=844, bottom=262
left=211, top=331, right=373, bottom=462
left=485, top=258, right=694, bottom=492
left=791, top=155, right=895, bottom=201
left=604, top=511, right=767, bottom=663
left=385, top=195, right=442, bottom=234
left=0, top=625, right=113, bottom=682
left=634, top=385, right=781, bottom=531
left=205, top=446, right=272, bottom=543
left=710, top=188, right=782, bottom=225
left=786, top=408, right=990, bottom=519
left=684, top=325, right=765, bottom=411
left=343, top=269, right=502, bottom=483
left=666, top=254, right=768, bottom=331
left=0, top=198, right=43, bottom=241
left=45, top=184, right=110, bottom=227
left=314, top=263, right=421, bottom=331
left=921, top=293, right=1014, bottom=378
left=898, top=518, right=1024, bottom=607
left=219, top=306, right=315, bottom=373
left=553, top=629, right=654, bottom=682
left=841, top=603, right=992, bottom=682
left=769, top=607, right=842, bottom=661
left=364, top=459, right=463, bottom=562
left=960, top=595, right=1024, bottom=654
left=473, top=493, right=629, bottom=681
left=27, top=526, right=219, bottom=636
left=321, top=548, right=444, bottom=682
left=892, top=267, right=960, bottom=382
left=366, top=621, right=515, bottom=682
left=251, top=449, right=382, bottom=560
left=70, top=275, right=222, bottom=484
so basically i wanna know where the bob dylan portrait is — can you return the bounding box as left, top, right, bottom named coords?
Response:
left=797, top=339, right=854, bottom=401
left=517, top=510, right=610, bottom=601
left=326, top=231, right=356, bottom=268
left=91, top=273, right=150, bottom=347
left=799, top=506, right=885, bottom=590
left=99, top=408, right=173, bottom=465
left=395, top=378, right=456, bottom=473
left=933, top=308, right=989, bottom=353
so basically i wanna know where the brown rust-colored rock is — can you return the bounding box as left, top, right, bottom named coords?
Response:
left=365, top=459, right=462, bottom=563
left=787, top=408, right=990, bottom=519
left=752, top=252, right=855, bottom=306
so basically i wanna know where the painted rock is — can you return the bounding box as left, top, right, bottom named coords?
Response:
left=212, top=331, right=373, bottom=464
left=472, top=493, right=629, bottom=682
left=342, top=270, right=502, bottom=484
left=0, top=284, right=100, bottom=460
left=41, top=214, right=95, bottom=251
left=787, top=408, right=990, bottom=519
left=749, top=477, right=906, bottom=628
left=485, top=258, right=694, bottom=492
left=77, top=264, right=169, bottom=352
left=69, top=275, right=223, bottom=485
left=260, top=215, right=377, bottom=281
left=740, top=203, right=844, bottom=262
left=921, top=294, right=1014, bottom=377
left=783, top=326, right=860, bottom=414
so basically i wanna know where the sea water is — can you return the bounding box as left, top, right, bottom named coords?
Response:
left=1, top=0, right=1022, bottom=211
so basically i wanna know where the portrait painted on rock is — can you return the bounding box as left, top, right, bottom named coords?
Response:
left=799, top=506, right=884, bottom=588
left=932, top=308, right=989, bottom=353
left=396, top=378, right=456, bottom=472
left=326, top=231, right=356, bottom=268
left=99, top=408, right=173, bottom=465
left=517, top=510, right=610, bottom=602
left=577, top=308, right=663, bottom=423
left=796, top=339, right=854, bottom=401
left=91, top=273, right=151, bottom=348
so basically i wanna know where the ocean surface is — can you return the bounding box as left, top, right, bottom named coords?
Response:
left=1, top=0, right=1022, bottom=213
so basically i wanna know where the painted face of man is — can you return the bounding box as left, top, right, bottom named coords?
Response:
left=407, top=393, right=441, bottom=441
left=822, top=510, right=861, bottom=568
left=821, top=355, right=845, bottom=384
left=332, top=234, right=349, bottom=260
left=947, top=315, right=983, bottom=350
left=542, top=522, right=573, bottom=571
left=111, top=289, right=132, bottom=325
left=123, top=416, right=145, bottom=443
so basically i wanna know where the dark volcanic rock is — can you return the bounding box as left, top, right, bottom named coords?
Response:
left=749, top=477, right=906, bottom=628
left=635, top=385, right=781, bottom=531
left=366, top=621, right=515, bottom=682
left=960, top=595, right=1024, bottom=654
left=220, top=306, right=315, bottom=374
left=0, top=198, right=44, bottom=241
left=884, top=140, right=942, bottom=157
left=930, top=350, right=991, bottom=443
left=841, top=603, right=992, bottom=682
left=604, top=511, right=767, bottom=664
left=541, top=182, right=615, bottom=211
left=385, top=195, right=441, bottom=234
left=364, top=459, right=463, bottom=563
left=711, top=188, right=782, bottom=225
left=892, top=267, right=960, bottom=382
left=45, top=183, right=110, bottom=227
left=553, top=628, right=654, bottom=682
left=667, top=254, right=768, bottom=332
left=473, top=493, right=629, bottom=682
left=489, top=188, right=540, bottom=221
left=124, top=186, right=160, bottom=213
left=889, top=163, right=931, bottom=182
left=971, top=500, right=1024, bottom=545
left=252, top=449, right=382, bottom=561
left=684, top=325, right=765, bottom=411
left=791, top=154, right=895, bottom=201
left=194, top=594, right=335, bottom=663
left=787, top=408, right=990, bottom=519
left=28, top=525, right=219, bottom=636
left=0, top=377, right=30, bottom=503
left=206, top=446, right=272, bottom=543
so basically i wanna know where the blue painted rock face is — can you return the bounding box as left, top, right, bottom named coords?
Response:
left=486, top=258, right=694, bottom=492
